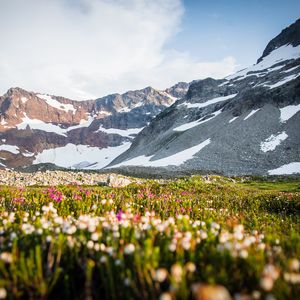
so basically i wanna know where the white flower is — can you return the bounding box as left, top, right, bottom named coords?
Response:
left=0, top=252, right=13, bottom=264
left=124, top=244, right=135, bottom=255
left=260, top=276, right=274, bottom=291
left=124, top=278, right=131, bottom=286
left=263, top=264, right=279, bottom=280
left=251, top=290, right=261, bottom=300
left=181, top=238, right=191, bottom=250
left=94, top=243, right=100, bottom=251
left=159, top=292, right=172, bottom=300
left=154, top=268, right=168, bottom=282
left=185, top=262, right=196, bottom=273
left=0, top=287, right=7, bottom=299
left=10, top=232, right=17, bottom=240
left=100, top=256, right=107, bottom=264
left=288, top=258, right=300, bottom=272
left=284, top=272, right=300, bottom=284
left=91, top=232, right=99, bottom=241
left=239, top=250, right=248, bottom=259
left=171, top=264, right=182, bottom=282
left=87, top=240, right=94, bottom=249
left=36, top=228, right=43, bottom=235
left=21, top=224, right=35, bottom=235
left=115, top=259, right=121, bottom=266
left=169, top=243, right=176, bottom=252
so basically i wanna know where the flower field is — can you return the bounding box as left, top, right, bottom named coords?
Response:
left=0, top=176, right=299, bottom=300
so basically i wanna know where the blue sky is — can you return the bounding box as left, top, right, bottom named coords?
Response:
left=0, top=0, right=299, bottom=99
left=169, top=0, right=300, bottom=67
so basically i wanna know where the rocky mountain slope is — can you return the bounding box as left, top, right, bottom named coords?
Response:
left=109, top=19, right=300, bottom=176
left=0, top=83, right=189, bottom=169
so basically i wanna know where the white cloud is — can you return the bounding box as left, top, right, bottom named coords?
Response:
left=0, top=0, right=237, bottom=100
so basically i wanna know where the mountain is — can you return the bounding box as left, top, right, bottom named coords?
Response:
left=0, top=84, right=189, bottom=169
left=108, top=19, right=300, bottom=176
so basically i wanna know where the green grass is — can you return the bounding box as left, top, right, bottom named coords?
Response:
left=238, top=179, right=300, bottom=192
left=0, top=176, right=299, bottom=300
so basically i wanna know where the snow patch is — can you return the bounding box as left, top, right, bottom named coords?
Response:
left=37, top=94, right=76, bottom=114
left=16, top=114, right=67, bottom=136
left=260, top=132, right=288, bottom=152
left=0, top=144, right=20, bottom=154
left=244, top=109, right=260, bottom=120
left=33, top=143, right=131, bottom=169
left=229, top=116, right=238, bottom=123
left=21, top=97, right=28, bottom=104
left=280, top=104, right=300, bottom=122
left=265, top=73, right=300, bottom=89
left=0, top=119, right=7, bottom=126
left=99, top=110, right=112, bottom=116
left=268, top=162, right=300, bottom=175
left=173, top=109, right=222, bottom=132
left=22, top=151, right=35, bottom=157
left=227, top=44, right=300, bottom=80
left=17, top=114, right=94, bottom=135
left=282, top=66, right=299, bottom=73
left=96, top=126, right=144, bottom=137
left=181, top=94, right=237, bottom=109
left=110, top=138, right=211, bottom=168
left=66, top=116, right=94, bottom=131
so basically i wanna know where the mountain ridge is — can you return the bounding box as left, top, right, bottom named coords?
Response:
left=108, top=19, right=300, bottom=176
left=0, top=82, right=190, bottom=169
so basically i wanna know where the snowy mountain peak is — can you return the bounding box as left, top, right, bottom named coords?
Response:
left=108, top=19, right=300, bottom=176
left=257, top=18, right=300, bottom=63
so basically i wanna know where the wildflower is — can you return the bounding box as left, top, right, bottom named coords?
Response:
left=159, top=292, right=172, bottom=300
left=181, top=236, right=191, bottom=250
left=169, top=243, right=176, bottom=252
left=263, top=264, right=279, bottom=280
left=185, top=262, right=196, bottom=273
left=154, top=268, right=168, bottom=282
left=21, top=223, right=35, bottom=234
left=115, top=259, right=121, bottom=266
left=91, top=232, right=99, bottom=241
left=116, top=210, right=123, bottom=221
left=100, top=256, right=107, bottom=264
left=260, top=276, right=274, bottom=291
left=171, top=264, right=182, bottom=282
left=284, top=272, right=300, bottom=284
left=252, top=290, right=261, bottom=299
left=87, top=241, right=94, bottom=249
left=0, top=288, right=7, bottom=299
left=124, top=243, right=135, bottom=255
left=10, top=232, right=17, bottom=240
left=288, top=258, right=300, bottom=272
left=124, top=278, right=131, bottom=286
left=46, top=236, right=52, bottom=243
left=106, top=247, right=114, bottom=256
left=36, top=228, right=43, bottom=235
left=239, top=250, right=248, bottom=259
left=0, top=252, right=13, bottom=264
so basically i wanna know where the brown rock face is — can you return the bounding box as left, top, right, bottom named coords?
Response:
left=0, top=83, right=188, bottom=169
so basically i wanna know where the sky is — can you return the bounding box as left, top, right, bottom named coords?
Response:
left=0, top=0, right=299, bottom=100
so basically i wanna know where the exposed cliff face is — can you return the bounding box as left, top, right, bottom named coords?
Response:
left=108, top=19, right=300, bottom=176
left=0, top=83, right=189, bottom=169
